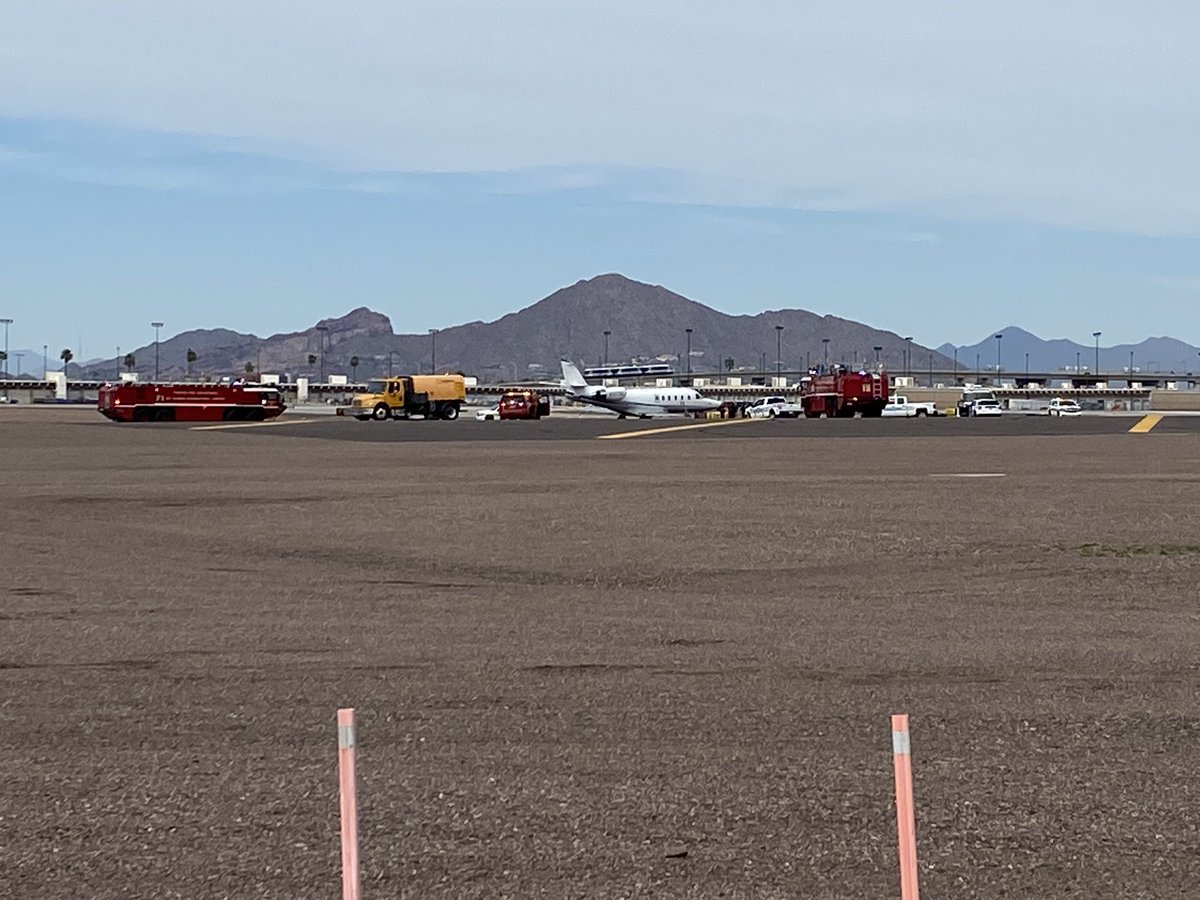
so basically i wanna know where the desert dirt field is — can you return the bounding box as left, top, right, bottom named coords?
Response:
left=3, top=408, right=1200, bottom=898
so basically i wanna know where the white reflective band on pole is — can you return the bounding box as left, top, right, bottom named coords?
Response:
left=338, top=724, right=356, bottom=749
left=892, top=729, right=910, bottom=755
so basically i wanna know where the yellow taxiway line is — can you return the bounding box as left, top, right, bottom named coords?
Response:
left=598, top=417, right=763, bottom=440
left=1128, top=414, right=1163, bottom=434
left=192, top=417, right=314, bottom=432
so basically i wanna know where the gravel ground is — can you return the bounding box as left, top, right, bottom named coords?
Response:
left=2, top=408, right=1200, bottom=898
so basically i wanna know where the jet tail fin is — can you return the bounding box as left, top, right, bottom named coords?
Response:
left=560, top=359, right=589, bottom=391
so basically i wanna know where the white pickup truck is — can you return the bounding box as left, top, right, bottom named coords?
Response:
left=1046, top=397, right=1082, bottom=416
left=882, top=395, right=940, bottom=417
left=745, top=395, right=803, bottom=418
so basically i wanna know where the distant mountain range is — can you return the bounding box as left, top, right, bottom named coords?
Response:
left=37, top=274, right=955, bottom=382
left=940, top=327, right=1200, bottom=376
left=6, top=275, right=1198, bottom=382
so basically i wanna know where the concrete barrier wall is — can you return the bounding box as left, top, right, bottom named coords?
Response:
left=1150, top=390, right=1200, bottom=411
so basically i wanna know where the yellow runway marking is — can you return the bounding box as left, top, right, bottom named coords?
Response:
left=192, top=417, right=314, bottom=432
left=1128, top=414, right=1163, bottom=434
left=598, top=418, right=763, bottom=440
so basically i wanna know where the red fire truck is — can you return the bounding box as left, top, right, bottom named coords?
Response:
left=498, top=389, right=551, bottom=420
left=799, top=367, right=889, bottom=418
left=98, top=382, right=287, bottom=423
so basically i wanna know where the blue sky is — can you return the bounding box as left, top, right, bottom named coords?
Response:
left=2, top=1, right=1198, bottom=361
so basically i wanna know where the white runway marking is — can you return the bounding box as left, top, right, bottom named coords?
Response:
left=597, top=418, right=762, bottom=440
left=928, top=473, right=1008, bottom=478
left=192, top=418, right=314, bottom=431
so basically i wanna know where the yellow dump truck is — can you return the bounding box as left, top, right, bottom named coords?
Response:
left=337, top=374, right=467, bottom=421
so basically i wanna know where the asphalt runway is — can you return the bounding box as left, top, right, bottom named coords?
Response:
left=197, top=410, right=1199, bottom=442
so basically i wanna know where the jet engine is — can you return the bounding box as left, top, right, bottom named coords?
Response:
left=592, top=387, right=627, bottom=401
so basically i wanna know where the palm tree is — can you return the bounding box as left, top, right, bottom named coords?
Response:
left=350, top=355, right=360, bottom=382
left=123, top=352, right=135, bottom=371
left=186, top=348, right=197, bottom=378
left=307, top=354, right=317, bottom=367
left=60, top=348, right=73, bottom=373
left=244, top=361, right=255, bottom=376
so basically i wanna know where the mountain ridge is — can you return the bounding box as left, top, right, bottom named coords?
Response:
left=27, top=274, right=1200, bottom=381
left=57, top=274, right=955, bottom=381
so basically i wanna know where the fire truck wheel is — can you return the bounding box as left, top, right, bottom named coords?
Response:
left=372, top=403, right=390, bottom=421
left=442, top=405, right=460, bottom=420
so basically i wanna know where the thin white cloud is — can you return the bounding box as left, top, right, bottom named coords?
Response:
left=887, top=231, right=941, bottom=245
left=0, top=143, right=39, bottom=163
left=696, top=213, right=785, bottom=236
left=1152, top=277, right=1200, bottom=292
left=1, top=2, right=1199, bottom=233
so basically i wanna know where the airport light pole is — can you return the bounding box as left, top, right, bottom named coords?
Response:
left=873, top=345, right=883, bottom=368
left=1076, top=351, right=1081, bottom=375
left=43, top=344, right=47, bottom=379
left=14, top=352, right=23, bottom=378
left=1129, top=350, right=1135, bottom=380
left=1093, top=331, right=1102, bottom=377
left=151, top=321, right=163, bottom=380
left=316, top=325, right=328, bottom=383
left=685, top=328, right=693, bottom=379
left=822, top=337, right=830, bottom=370
left=775, top=325, right=783, bottom=382
left=903, top=337, right=912, bottom=379
left=0, top=317, right=11, bottom=378
left=429, top=328, right=438, bottom=374
left=994, top=333, right=1003, bottom=381
left=1025, top=352, right=1029, bottom=375
left=603, top=330, right=610, bottom=367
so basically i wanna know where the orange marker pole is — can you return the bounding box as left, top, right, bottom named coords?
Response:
left=337, top=708, right=360, bottom=900
left=891, top=713, right=920, bottom=900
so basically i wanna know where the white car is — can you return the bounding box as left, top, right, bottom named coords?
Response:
left=1047, top=398, right=1082, bottom=416
left=474, top=405, right=501, bottom=421
left=970, top=399, right=1003, bottom=417
left=745, top=396, right=803, bottom=418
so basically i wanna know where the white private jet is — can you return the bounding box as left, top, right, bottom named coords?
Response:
left=560, top=360, right=722, bottom=418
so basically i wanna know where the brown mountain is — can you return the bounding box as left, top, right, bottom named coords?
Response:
left=82, top=274, right=953, bottom=381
